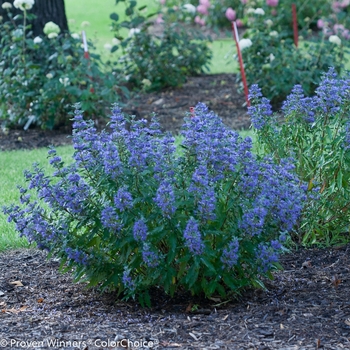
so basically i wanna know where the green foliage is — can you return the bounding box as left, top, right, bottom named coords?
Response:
left=249, top=68, right=350, bottom=245
left=238, top=6, right=348, bottom=106
left=110, top=0, right=212, bottom=91
left=0, top=8, right=124, bottom=130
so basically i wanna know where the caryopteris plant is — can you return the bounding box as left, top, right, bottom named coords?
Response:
left=249, top=67, right=350, bottom=245
left=4, top=103, right=306, bottom=306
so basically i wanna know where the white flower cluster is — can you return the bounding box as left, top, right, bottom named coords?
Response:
left=329, top=35, right=342, bottom=46
left=13, top=0, right=34, bottom=11
left=1, top=2, right=12, bottom=9
left=43, top=21, right=61, bottom=38
left=239, top=38, right=253, bottom=51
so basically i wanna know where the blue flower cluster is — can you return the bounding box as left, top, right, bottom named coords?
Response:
left=248, top=85, right=273, bottom=130
left=3, top=100, right=310, bottom=300
left=221, top=238, right=239, bottom=268
left=183, top=218, right=204, bottom=255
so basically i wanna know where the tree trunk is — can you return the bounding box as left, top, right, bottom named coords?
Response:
left=0, top=0, right=69, bottom=36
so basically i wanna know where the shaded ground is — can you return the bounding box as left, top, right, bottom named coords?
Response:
left=0, top=73, right=250, bottom=152
left=1, top=245, right=350, bottom=349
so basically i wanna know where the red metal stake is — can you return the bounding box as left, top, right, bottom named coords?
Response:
left=231, top=21, right=250, bottom=107
left=292, top=4, right=298, bottom=47
left=82, top=30, right=90, bottom=59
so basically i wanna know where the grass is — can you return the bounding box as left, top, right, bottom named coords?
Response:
left=0, top=146, right=74, bottom=251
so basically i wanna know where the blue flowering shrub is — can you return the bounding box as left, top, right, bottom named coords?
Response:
left=249, top=68, right=350, bottom=245
left=3, top=103, right=306, bottom=305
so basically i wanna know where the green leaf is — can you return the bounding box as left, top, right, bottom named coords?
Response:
left=111, top=45, right=119, bottom=53
left=200, top=256, right=216, bottom=274
left=110, top=13, right=119, bottom=22
left=167, top=235, right=177, bottom=264
left=185, top=264, right=199, bottom=288
left=125, top=7, right=134, bottom=16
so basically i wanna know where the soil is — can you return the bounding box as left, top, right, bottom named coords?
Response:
left=1, top=246, right=350, bottom=349
left=0, top=74, right=250, bottom=152
left=1, top=73, right=350, bottom=349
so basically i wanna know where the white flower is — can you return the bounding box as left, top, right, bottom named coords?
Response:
left=265, top=19, right=273, bottom=27
left=269, top=53, right=275, bottom=62
left=112, top=38, right=120, bottom=45
left=48, top=32, right=58, bottom=39
left=128, top=28, right=141, bottom=37
left=71, top=33, right=80, bottom=40
left=13, top=0, right=34, bottom=11
left=329, top=35, right=342, bottom=45
left=43, top=21, right=60, bottom=35
left=254, top=8, right=265, bottom=15
left=81, top=21, right=90, bottom=27
left=46, top=73, right=53, bottom=79
left=33, top=36, right=42, bottom=44
left=269, top=30, right=278, bottom=37
left=238, top=38, right=253, bottom=51
left=104, top=43, right=112, bottom=51
left=246, top=8, right=255, bottom=14
left=142, top=79, right=152, bottom=87
left=183, top=3, right=196, bottom=14
left=59, top=77, right=70, bottom=87
left=1, top=2, right=12, bottom=9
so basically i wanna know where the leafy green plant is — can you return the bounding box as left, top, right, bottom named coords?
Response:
left=3, top=103, right=306, bottom=306
left=237, top=6, right=348, bottom=106
left=249, top=68, right=350, bottom=245
left=0, top=2, right=124, bottom=130
left=109, top=0, right=212, bottom=91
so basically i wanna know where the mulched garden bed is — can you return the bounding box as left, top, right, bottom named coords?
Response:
left=0, top=73, right=250, bottom=151
left=1, top=245, right=350, bottom=349
left=1, top=73, right=350, bottom=349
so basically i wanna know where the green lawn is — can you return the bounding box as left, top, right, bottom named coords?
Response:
left=0, top=146, right=74, bottom=251
left=64, top=0, right=238, bottom=74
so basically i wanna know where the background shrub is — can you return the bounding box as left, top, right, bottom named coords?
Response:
left=238, top=5, right=348, bottom=106
left=249, top=68, right=350, bottom=245
left=3, top=103, right=306, bottom=305
left=109, top=0, right=212, bottom=92
left=0, top=6, right=123, bottom=130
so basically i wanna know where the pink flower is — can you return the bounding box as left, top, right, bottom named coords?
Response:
left=194, top=15, right=206, bottom=26
left=240, top=0, right=248, bottom=4
left=236, top=19, right=244, bottom=27
left=323, top=27, right=332, bottom=37
left=266, top=0, right=279, bottom=7
left=342, top=28, right=350, bottom=39
left=332, top=1, right=342, bottom=12
left=199, top=0, right=211, bottom=7
left=334, top=23, right=345, bottom=33
left=159, top=0, right=166, bottom=5
left=155, top=14, right=164, bottom=24
left=197, top=4, right=209, bottom=15
left=271, top=9, right=277, bottom=16
left=225, top=7, right=236, bottom=21
left=317, top=19, right=324, bottom=29
left=340, top=0, right=350, bottom=7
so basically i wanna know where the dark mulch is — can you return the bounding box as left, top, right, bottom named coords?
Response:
left=1, top=246, right=350, bottom=349
left=0, top=73, right=250, bottom=152
left=1, top=73, right=350, bottom=349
